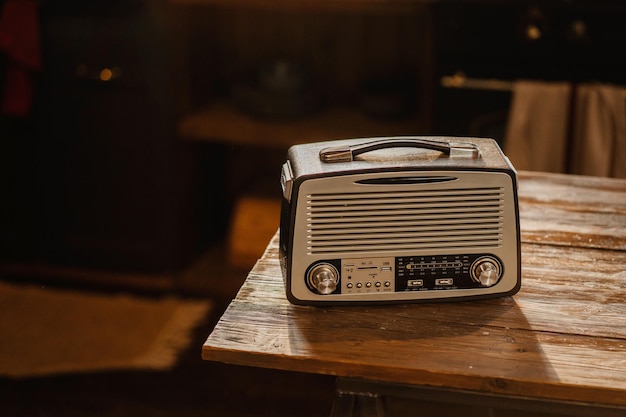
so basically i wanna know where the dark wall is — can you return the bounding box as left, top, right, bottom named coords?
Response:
left=0, top=0, right=221, bottom=272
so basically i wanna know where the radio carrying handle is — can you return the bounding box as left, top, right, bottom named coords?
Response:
left=319, top=137, right=480, bottom=163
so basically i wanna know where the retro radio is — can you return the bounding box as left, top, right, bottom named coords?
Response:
left=279, top=136, right=521, bottom=305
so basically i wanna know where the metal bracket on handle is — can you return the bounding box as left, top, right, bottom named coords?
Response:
left=319, top=137, right=480, bottom=163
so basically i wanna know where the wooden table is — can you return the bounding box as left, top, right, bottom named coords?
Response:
left=203, top=171, right=626, bottom=416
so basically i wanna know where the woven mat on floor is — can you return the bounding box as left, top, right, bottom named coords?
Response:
left=0, top=280, right=212, bottom=378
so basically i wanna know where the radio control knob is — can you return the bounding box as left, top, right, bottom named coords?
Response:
left=307, top=263, right=339, bottom=295
left=471, top=258, right=501, bottom=287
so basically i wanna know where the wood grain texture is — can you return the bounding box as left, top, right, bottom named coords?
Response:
left=203, top=171, right=626, bottom=407
left=518, top=171, right=626, bottom=250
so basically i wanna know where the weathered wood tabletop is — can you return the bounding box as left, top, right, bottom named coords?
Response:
left=203, top=171, right=626, bottom=408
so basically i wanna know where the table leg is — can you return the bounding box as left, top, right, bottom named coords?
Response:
left=330, top=381, right=386, bottom=417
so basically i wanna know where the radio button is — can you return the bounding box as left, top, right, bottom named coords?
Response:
left=307, top=263, right=340, bottom=295
left=471, top=257, right=502, bottom=287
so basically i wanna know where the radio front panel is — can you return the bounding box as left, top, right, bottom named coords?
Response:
left=288, top=170, right=520, bottom=304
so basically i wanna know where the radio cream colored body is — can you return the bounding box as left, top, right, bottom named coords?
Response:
left=279, top=137, right=521, bottom=305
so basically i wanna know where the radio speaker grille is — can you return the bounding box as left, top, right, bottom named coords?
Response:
left=306, top=187, right=504, bottom=254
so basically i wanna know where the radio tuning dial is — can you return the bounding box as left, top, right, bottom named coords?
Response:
left=307, top=263, right=339, bottom=295
left=471, top=257, right=502, bottom=287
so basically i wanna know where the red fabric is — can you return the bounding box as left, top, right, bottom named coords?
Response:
left=0, top=0, right=41, bottom=117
